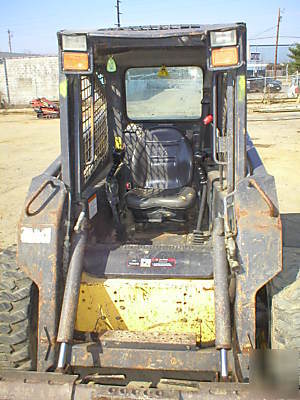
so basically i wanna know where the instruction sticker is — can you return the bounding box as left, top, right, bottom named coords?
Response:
left=127, top=257, right=176, bottom=268
left=151, top=258, right=176, bottom=268
left=88, top=194, right=97, bottom=219
left=140, top=258, right=152, bottom=268
left=21, top=227, right=51, bottom=244
left=127, top=259, right=140, bottom=267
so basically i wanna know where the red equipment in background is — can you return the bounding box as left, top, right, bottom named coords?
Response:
left=30, top=97, right=60, bottom=119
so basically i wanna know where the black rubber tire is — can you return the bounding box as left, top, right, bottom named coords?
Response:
left=0, top=245, right=38, bottom=369
left=269, top=247, right=300, bottom=350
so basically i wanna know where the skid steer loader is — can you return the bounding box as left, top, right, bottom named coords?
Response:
left=0, top=23, right=298, bottom=399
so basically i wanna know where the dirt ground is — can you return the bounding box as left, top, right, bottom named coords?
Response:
left=0, top=110, right=300, bottom=250
left=0, top=113, right=60, bottom=250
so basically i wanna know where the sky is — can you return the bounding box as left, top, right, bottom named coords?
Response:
left=0, top=0, right=299, bottom=59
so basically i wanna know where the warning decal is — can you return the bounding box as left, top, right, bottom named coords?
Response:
left=127, top=257, right=176, bottom=268
left=88, top=194, right=97, bottom=219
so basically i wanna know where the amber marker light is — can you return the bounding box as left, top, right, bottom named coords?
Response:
left=63, top=52, right=89, bottom=71
left=211, top=47, right=238, bottom=68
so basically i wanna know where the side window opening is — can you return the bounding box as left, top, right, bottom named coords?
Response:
left=81, top=73, right=109, bottom=184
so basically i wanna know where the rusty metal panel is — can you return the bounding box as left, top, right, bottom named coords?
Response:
left=98, top=331, right=197, bottom=348
left=70, top=343, right=229, bottom=372
left=233, top=174, right=282, bottom=376
left=0, top=369, right=264, bottom=400
left=17, top=173, right=67, bottom=371
left=75, top=273, right=215, bottom=344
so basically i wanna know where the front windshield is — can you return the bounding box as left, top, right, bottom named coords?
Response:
left=125, top=66, right=203, bottom=120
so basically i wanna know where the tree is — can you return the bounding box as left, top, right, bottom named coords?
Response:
left=288, top=43, right=300, bottom=73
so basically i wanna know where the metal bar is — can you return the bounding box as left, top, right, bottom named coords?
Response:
left=212, top=73, right=226, bottom=166
left=234, top=33, right=247, bottom=184
left=73, top=76, right=83, bottom=198
left=85, top=74, right=95, bottom=166
left=44, top=155, right=61, bottom=177
left=246, top=133, right=267, bottom=176
left=196, top=183, right=207, bottom=231
left=70, top=343, right=233, bottom=372
left=248, top=178, right=278, bottom=217
left=59, top=73, right=73, bottom=191
left=226, top=73, right=235, bottom=193
left=25, top=179, right=55, bottom=216
left=220, top=348, right=228, bottom=379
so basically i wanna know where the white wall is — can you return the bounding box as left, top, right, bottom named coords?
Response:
left=0, top=56, right=59, bottom=105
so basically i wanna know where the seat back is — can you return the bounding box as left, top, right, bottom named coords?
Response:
left=124, top=127, right=193, bottom=190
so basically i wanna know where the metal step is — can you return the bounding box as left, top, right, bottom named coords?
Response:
left=98, top=331, right=197, bottom=350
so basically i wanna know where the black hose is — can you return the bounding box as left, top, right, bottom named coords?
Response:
left=196, top=183, right=207, bottom=231
left=195, top=158, right=207, bottom=232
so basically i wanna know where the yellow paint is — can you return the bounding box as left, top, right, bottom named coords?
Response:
left=157, top=65, right=169, bottom=78
left=238, top=75, right=246, bottom=102
left=114, top=136, right=123, bottom=151
left=59, top=79, right=68, bottom=98
left=76, top=273, right=215, bottom=344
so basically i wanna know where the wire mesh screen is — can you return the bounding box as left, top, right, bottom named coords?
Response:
left=81, top=73, right=108, bottom=183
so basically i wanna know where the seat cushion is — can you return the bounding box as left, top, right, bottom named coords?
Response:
left=126, top=186, right=196, bottom=210
left=124, top=126, right=193, bottom=190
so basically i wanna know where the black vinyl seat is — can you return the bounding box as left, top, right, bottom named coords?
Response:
left=124, top=126, right=196, bottom=221
left=126, top=186, right=196, bottom=210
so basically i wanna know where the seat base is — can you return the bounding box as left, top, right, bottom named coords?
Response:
left=126, top=186, right=196, bottom=210
left=125, top=186, right=196, bottom=223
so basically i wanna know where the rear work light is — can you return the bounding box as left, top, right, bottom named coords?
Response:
left=210, top=30, right=236, bottom=47
left=62, top=35, right=87, bottom=51
left=63, top=52, right=89, bottom=71
left=211, top=47, right=238, bottom=68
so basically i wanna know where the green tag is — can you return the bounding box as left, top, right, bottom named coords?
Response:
left=238, top=75, right=245, bottom=102
left=59, top=79, right=68, bottom=98
left=106, top=56, right=117, bottom=73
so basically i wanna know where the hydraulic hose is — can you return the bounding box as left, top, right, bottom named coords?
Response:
left=57, top=213, right=87, bottom=369
left=213, top=217, right=231, bottom=379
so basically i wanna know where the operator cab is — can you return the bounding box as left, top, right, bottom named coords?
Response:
left=57, top=24, right=245, bottom=245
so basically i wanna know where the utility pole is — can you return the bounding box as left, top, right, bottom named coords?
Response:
left=274, top=8, right=281, bottom=79
left=115, top=0, right=121, bottom=28
left=7, top=29, right=12, bottom=53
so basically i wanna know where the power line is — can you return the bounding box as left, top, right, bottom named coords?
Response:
left=249, top=44, right=294, bottom=47
left=250, top=25, right=277, bottom=40
left=249, top=35, right=300, bottom=41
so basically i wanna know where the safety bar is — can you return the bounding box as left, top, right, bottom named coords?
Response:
left=212, top=73, right=227, bottom=166
left=44, top=155, right=62, bottom=177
